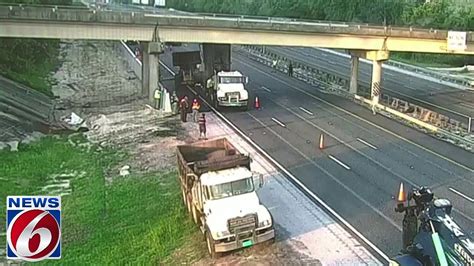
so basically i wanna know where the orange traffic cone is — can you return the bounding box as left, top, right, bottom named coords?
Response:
left=397, top=182, right=406, bottom=202
left=255, top=96, right=260, bottom=109
left=319, top=134, right=324, bottom=149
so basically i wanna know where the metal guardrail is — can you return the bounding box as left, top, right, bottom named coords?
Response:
left=313, top=48, right=474, bottom=91
left=265, top=46, right=473, bottom=126
left=385, top=60, right=473, bottom=89
left=238, top=46, right=473, bottom=151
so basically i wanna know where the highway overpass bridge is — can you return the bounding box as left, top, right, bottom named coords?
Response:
left=1, top=4, right=473, bottom=103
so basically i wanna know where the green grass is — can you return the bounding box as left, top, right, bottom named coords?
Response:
left=0, top=38, right=60, bottom=97
left=1, top=59, right=57, bottom=96
left=392, top=52, right=474, bottom=68
left=0, top=136, right=198, bottom=264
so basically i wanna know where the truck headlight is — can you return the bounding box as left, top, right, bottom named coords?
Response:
left=216, top=231, right=230, bottom=238
left=240, top=91, right=248, bottom=100
left=258, top=219, right=271, bottom=228
left=218, top=97, right=226, bottom=101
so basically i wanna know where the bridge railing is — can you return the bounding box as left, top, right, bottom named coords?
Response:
left=0, top=3, right=471, bottom=41
left=0, top=2, right=89, bottom=9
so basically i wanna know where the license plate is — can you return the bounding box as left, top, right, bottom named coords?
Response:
left=242, top=240, right=253, bottom=247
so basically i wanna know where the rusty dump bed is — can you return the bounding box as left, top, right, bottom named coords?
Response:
left=177, top=138, right=251, bottom=176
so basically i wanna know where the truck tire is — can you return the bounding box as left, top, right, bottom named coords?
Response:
left=205, top=231, right=220, bottom=259
left=192, top=206, right=201, bottom=226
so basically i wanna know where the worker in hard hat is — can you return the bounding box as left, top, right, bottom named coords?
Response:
left=191, top=98, right=201, bottom=123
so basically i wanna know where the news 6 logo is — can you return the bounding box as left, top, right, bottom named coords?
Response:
left=6, top=196, right=61, bottom=261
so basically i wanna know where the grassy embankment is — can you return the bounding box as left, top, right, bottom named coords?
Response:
left=0, top=38, right=60, bottom=96
left=392, top=52, right=474, bottom=68
left=0, top=0, right=76, bottom=96
left=0, top=136, right=203, bottom=264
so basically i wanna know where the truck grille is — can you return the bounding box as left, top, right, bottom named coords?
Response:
left=225, top=92, right=240, bottom=98
left=227, top=213, right=258, bottom=234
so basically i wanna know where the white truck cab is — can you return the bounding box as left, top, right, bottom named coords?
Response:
left=207, top=71, right=249, bottom=108
left=199, top=167, right=274, bottom=256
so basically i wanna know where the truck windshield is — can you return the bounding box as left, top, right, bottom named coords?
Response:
left=209, top=178, right=254, bottom=200
left=219, top=76, right=243, bottom=84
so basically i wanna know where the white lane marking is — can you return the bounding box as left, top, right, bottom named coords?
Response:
left=240, top=58, right=474, bottom=223
left=272, top=117, right=286, bottom=128
left=186, top=84, right=389, bottom=263
left=385, top=72, right=394, bottom=77
left=328, top=155, right=351, bottom=170
left=299, top=107, right=314, bottom=116
left=261, top=86, right=272, bottom=92
left=237, top=58, right=474, bottom=223
left=449, top=187, right=474, bottom=203
left=460, top=102, right=474, bottom=108
left=233, top=57, right=474, bottom=173
left=248, top=112, right=401, bottom=232
left=401, top=84, right=415, bottom=91
left=159, top=61, right=176, bottom=76
left=356, top=138, right=378, bottom=150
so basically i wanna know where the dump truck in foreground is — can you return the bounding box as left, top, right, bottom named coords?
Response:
left=177, top=138, right=275, bottom=258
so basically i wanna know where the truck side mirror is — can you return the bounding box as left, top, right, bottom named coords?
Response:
left=244, top=77, right=249, bottom=84
left=258, top=174, right=264, bottom=188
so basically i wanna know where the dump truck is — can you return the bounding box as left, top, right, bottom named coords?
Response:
left=172, top=50, right=202, bottom=86
left=177, top=138, right=275, bottom=258
left=206, top=71, right=249, bottom=109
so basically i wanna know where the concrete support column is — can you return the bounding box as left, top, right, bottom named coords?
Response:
left=141, top=42, right=150, bottom=96
left=148, top=53, right=160, bottom=103
left=366, top=50, right=389, bottom=107
left=371, top=60, right=383, bottom=105
left=349, top=55, right=359, bottom=94
left=142, top=41, right=164, bottom=104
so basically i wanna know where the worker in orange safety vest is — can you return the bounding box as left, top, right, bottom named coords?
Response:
left=191, top=98, right=201, bottom=123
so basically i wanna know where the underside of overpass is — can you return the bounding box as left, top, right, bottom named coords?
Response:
left=1, top=5, right=472, bottom=104
left=0, top=6, right=472, bottom=55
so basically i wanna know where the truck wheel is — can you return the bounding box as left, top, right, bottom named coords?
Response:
left=192, top=206, right=201, bottom=226
left=205, top=231, right=220, bottom=259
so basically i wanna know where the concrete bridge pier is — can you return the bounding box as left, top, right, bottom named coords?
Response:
left=367, top=50, right=389, bottom=106
left=348, top=50, right=389, bottom=100
left=202, top=44, right=231, bottom=80
left=141, top=41, right=164, bottom=103
left=349, top=54, right=359, bottom=94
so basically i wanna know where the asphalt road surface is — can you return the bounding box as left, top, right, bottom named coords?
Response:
left=267, top=46, right=474, bottom=124
left=159, top=49, right=474, bottom=257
